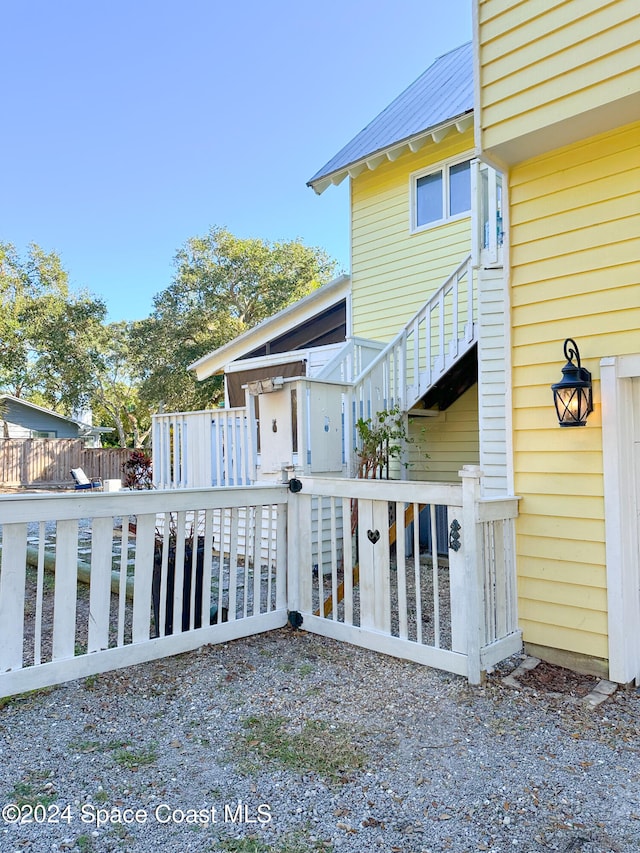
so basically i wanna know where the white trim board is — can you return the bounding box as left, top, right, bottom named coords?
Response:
left=601, top=355, right=640, bottom=685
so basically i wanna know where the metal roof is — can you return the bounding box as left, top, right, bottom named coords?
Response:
left=308, top=41, right=474, bottom=194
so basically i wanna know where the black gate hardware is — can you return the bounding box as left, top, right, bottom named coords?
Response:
left=449, top=519, right=461, bottom=552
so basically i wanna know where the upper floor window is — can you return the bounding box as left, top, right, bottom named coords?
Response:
left=412, top=158, right=471, bottom=231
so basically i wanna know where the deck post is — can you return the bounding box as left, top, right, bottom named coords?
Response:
left=286, top=479, right=313, bottom=617
left=460, top=465, right=485, bottom=684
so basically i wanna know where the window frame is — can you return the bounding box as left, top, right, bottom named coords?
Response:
left=410, top=153, right=473, bottom=234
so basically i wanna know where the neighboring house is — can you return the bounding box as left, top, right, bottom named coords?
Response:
left=155, top=1, right=640, bottom=684
left=0, top=395, right=112, bottom=447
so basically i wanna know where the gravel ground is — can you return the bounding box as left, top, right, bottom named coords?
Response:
left=0, top=628, right=639, bottom=853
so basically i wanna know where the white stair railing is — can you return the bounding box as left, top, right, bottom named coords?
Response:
left=348, top=254, right=476, bottom=422
left=316, top=337, right=386, bottom=383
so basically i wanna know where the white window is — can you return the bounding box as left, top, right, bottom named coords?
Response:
left=412, top=158, right=472, bottom=231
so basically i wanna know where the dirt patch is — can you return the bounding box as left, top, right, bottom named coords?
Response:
left=516, top=660, right=598, bottom=697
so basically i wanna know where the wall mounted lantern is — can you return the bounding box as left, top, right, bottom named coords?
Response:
left=551, top=338, right=593, bottom=427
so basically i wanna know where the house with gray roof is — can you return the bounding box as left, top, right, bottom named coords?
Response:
left=0, top=395, right=112, bottom=447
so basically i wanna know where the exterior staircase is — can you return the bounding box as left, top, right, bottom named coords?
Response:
left=319, top=254, right=475, bottom=413
left=316, top=255, right=477, bottom=470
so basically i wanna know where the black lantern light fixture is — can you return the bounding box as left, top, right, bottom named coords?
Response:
left=551, top=338, right=593, bottom=427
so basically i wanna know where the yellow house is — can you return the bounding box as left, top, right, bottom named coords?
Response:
left=168, top=4, right=639, bottom=683
left=474, top=0, right=640, bottom=681
left=308, top=42, right=509, bottom=494
left=306, top=3, right=640, bottom=682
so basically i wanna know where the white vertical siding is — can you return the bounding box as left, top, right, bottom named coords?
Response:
left=478, top=265, right=509, bottom=495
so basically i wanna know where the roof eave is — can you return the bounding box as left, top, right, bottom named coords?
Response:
left=188, top=274, right=351, bottom=381
left=308, top=111, right=474, bottom=195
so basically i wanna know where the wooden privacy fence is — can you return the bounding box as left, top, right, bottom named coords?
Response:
left=0, top=439, right=131, bottom=488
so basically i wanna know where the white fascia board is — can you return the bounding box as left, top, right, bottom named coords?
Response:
left=189, top=275, right=351, bottom=381
left=308, top=112, right=474, bottom=195
left=225, top=349, right=314, bottom=374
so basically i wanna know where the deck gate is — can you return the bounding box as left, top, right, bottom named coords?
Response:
left=0, top=486, right=288, bottom=698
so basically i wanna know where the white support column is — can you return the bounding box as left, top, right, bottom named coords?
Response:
left=601, top=356, right=640, bottom=684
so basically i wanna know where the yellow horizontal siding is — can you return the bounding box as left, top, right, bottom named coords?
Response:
left=406, top=386, right=479, bottom=483
left=481, top=0, right=633, bottom=70
left=478, top=0, right=640, bottom=154
left=517, top=617, right=608, bottom=660
left=483, top=21, right=639, bottom=125
left=514, top=450, right=603, bottom=478
left=351, top=128, right=473, bottom=342
left=509, top=126, right=639, bottom=201
left=509, top=121, right=640, bottom=662
left=519, top=577, right=608, bottom=612
left=511, top=263, right=640, bottom=312
left=517, top=554, right=605, bottom=589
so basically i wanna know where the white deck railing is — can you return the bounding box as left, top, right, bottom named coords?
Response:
left=152, top=408, right=254, bottom=489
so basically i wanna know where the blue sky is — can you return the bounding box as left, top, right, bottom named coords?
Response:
left=2, top=1, right=472, bottom=322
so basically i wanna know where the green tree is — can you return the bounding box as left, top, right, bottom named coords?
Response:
left=0, top=242, right=106, bottom=412
left=132, top=227, right=338, bottom=412
left=90, top=322, right=152, bottom=448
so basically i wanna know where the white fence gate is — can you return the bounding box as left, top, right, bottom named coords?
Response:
left=287, top=468, right=521, bottom=683
left=0, top=468, right=520, bottom=697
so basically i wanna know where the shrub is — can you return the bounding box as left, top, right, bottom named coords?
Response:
left=122, top=450, right=153, bottom=489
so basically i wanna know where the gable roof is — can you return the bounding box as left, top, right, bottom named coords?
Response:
left=189, top=274, right=351, bottom=381
left=308, top=41, right=474, bottom=194
left=0, top=395, right=113, bottom=436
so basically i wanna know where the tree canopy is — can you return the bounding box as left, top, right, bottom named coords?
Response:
left=132, top=227, right=338, bottom=412
left=0, top=242, right=106, bottom=412
left=0, top=229, right=339, bottom=445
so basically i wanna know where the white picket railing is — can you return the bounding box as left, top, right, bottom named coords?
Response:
left=0, top=485, right=288, bottom=697
left=288, top=467, right=520, bottom=684
left=0, top=467, right=520, bottom=696
left=152, top=408, right=254, bottom=489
